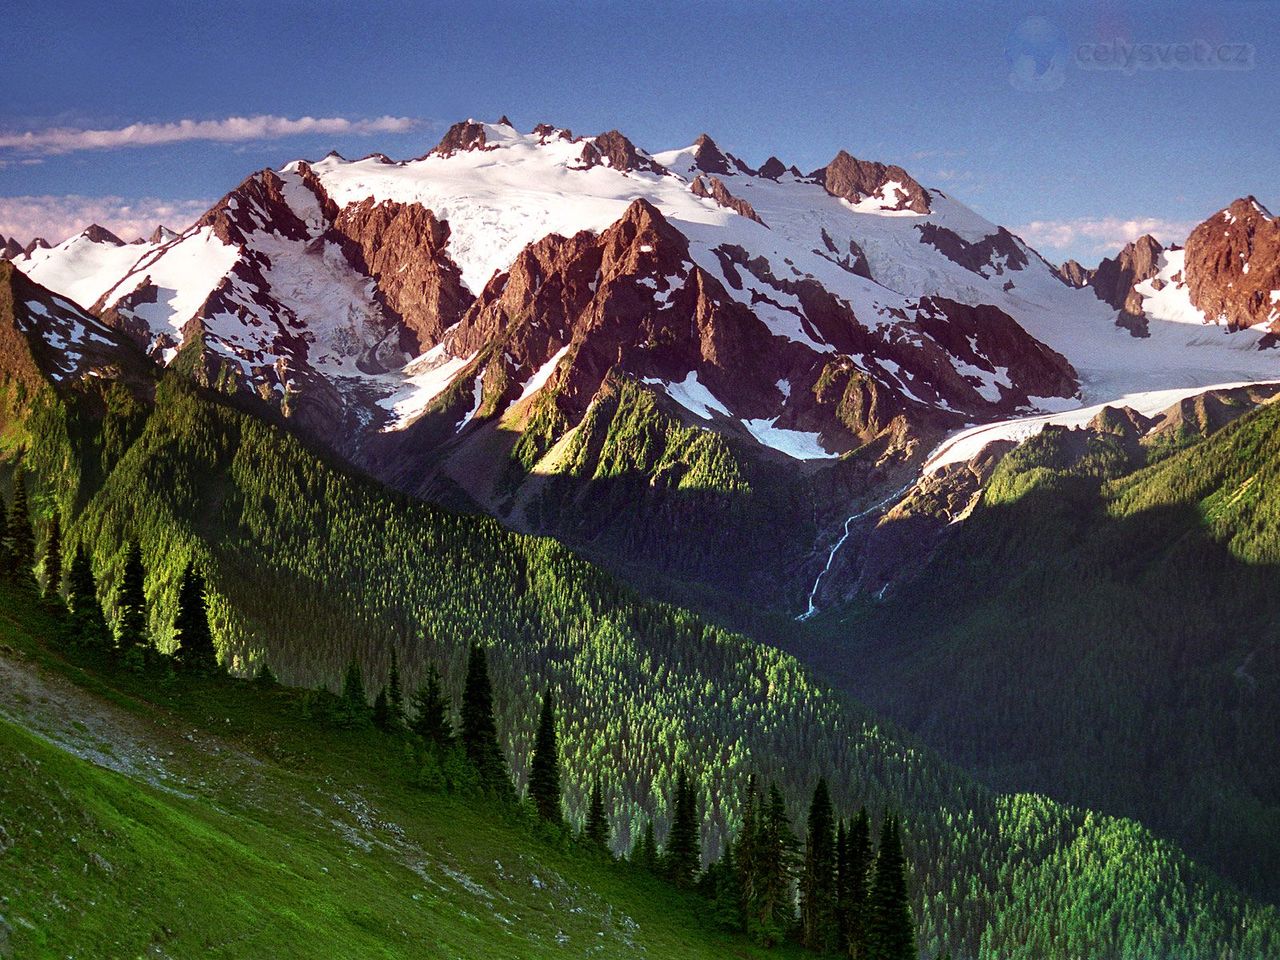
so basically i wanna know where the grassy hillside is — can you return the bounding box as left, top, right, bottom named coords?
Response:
left=823, top=404, right=1280, bottom=902
left=3, top=326, right=1279, bottom=956
left=0, top=590, right=803, bottom=960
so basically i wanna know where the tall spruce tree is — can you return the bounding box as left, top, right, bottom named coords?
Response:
left=42, top=512, right=62, bottom=599
left=801, top=777, right=838, bottom=952
left=749, top=781, right=797, bottom=947
left=710, top=843, right=744, bottom=931
left=387, top=648, right=405, bottom=728
left=114, top=541, right=148, bottom=653
left=736, top=775, right=761, bottom=928
left=528, top=689, right=562, bottom=823
left=7, top=469, right=36, bottom=588
left=842, top=807, right=873, bottom=959
left=173, top=561, right=219, bottom=674
left=584, top=777, right=609, bottom=848
left=337, top=657, right=371, bottom=728
left=460, top=643, right=512, bottom=798
left=664, top=768, right=701, bottom=887
left=65, top=545, right=109, bottom=652
left=630, top=817, right=658, bottom=871
left=867, top=814, right=916, bottom=960
left=410, top=663, right=454, bottom=747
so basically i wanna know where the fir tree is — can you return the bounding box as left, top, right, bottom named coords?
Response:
left=801, top=776, right=838, bottom=952
left=114, top=541, right=148, bottom=653
left=867, top=814, right=916, bottom=960
left=460, top=643, right=512, bottom=798
left=630, top=817, right=658, bottom=871
left=254, top=662, right=278, bottom=686
left=7, top=469, right=36, bottom=588
left=710, top=843, right=744, bottom=931
left=528, top=689, right=562, bottom=823
left=409, top=663, right=454, bottom=748
left=387, top=648, right=405, bottom=728
left=750, top=781, right=797, bottom=947
left=42, top=512, right=62, bottom=599
left=65, top=545, right=110, bottom=652
left=842, top=807, right=873, bottom=959
left=664, top=768, right=701, bottom=887
left=337, top=657, right=371, bottom=728
left=372, top=686, right=393, bottom=731
left=584, top=777, right=609, bottom=848
left=736, top=775, right=761, bottom=930
left=173, top=561, right=219, bottom=674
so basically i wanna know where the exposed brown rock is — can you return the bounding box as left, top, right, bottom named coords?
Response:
left=82, top=224, right=125, bottom=246
left=816, top=228, right=871, bottom=279
left=758, top=156, right=788, bottom=180
left=916, top=223, right=1028, bottom=276
left=1184, top=197, right=1280, bottom=331
left=428, top=120, right=491, bottom=158
left=148, top=225, right=178, bottom=245
left=0, top=235, right=22, bottom=261
left=1054, top=259, right=1093, bottom=287
left=23, top=238, right=50, bottom=256
left=532, top=123, right=573, bottom=143
left=1089, top=233, right=1163, bottom=335
left=332, top=198, right=475, bottom=352
left=690, top=175, right=767, bottom=226
left=810, top=150, right=931, bottom=213
left=577, top=130, right=667, bottom=175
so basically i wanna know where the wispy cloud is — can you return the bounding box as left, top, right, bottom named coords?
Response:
left=0, top=195, right=213, bottom=245
left=0, top=114, right=420, bottom=156
left=1013, top=215, right=1198, bottom=259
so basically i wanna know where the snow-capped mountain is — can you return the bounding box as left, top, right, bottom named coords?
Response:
left=8, top=117, right=1279, bottom=609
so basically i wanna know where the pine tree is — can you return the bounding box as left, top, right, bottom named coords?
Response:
left=528, top=689, right=562, bottom=823
left=584, top=777, right=609, bottom=848
left=42, top=512, right=62, bottom=599
left=337, top=657, right=371, bottom=728
left=867, top=814, right=916, bottom=960
left=387, top=648, right=405, bottom=728
left=842, top=807, right=873, bottom=959
left=664, top=768, right=701, bottom=887
left=65, top=545, right=110, bottom=652
left=173, top=561, right=219, bottom=674
left=114, top=541, right=147, bottom=653
left=372, top=686, right=393, bottom=731
left=801, top=777, right=838, bottom=952
left=409, top=663, right=454, bottom=748
left=460, top=643, right=512, bottom=798
left=631, top=817, right=658, bottom=871
left=710, top=842, right=744, bottom=931
left=7, top=469, right=36, bottom=588
left=750, top=781, right=797, bottom=947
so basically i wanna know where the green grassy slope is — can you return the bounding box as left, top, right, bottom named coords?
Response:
left=0, top=594, right=802, bottom=960
left=824, top=404, right=1280, bottom=902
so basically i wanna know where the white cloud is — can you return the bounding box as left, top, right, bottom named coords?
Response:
left=0, top=114, right=420, bottom=156
left=0, top=195, right=213, bottom=245
left=1013, top=215, right=1199, bottom=258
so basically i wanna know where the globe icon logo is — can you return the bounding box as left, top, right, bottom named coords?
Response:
left=1006, top=17, right=1069, bottom=91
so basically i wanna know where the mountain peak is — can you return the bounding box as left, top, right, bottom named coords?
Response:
left=578, top=130, right=667, bottom=175
left=812, top=150, right=931, bottom=213
left=81, top=224, right=125, bottom=246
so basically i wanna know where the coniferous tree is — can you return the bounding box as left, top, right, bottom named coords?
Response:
left=337, top=657, right=371, bottom=728
left=460, top=643, right=512, bottom=798
left=842, top=807, right=873, bottom=959
left=867, top=814, right=916, bottom=960
left=409, top=663, right=454, bottom=748
left=42, top=512, right=62, bottom=599
left=254, top=662, right=278, bottom=686
left=750, top=781, right=797, bottom=947
left=584, top=777, right=609, bottom=848
left=372, top=686, right=393, bottom=731
left=801, top=777, right=838, bottom=952
left=65, top=545, right=110, bottom=652
left=173, top=561, right=219, bottom=674
left=7, top=469, right=36, bottom=588
left=630, top=817, right=658, bottom=871
left=709, top=843, right=744, bottom=931
left=736, top=775, right=761, bottom=930
left=114, top=541, right=148, bottom=654
left=664, top=768, right=701, bottom=887
left=386, top=648, right=405, bottom=729
left=528, top=689, right=562, bottom=823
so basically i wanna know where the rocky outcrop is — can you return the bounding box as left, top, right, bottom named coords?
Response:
left=1184, top=197, right=1280, bottom=331
left=81, top=224, right=125, bottom=246
left=428, top=120, right=492, bottom=158
left=810, top=151, right=931, bottom=213
left=690, top=133, right=755, bottom=176
left=577, top=130, right=667, bottom=175
left=332, top=198, right=475, bottom=351
left=690, top=174, right=766, bottom=226
left=0, top=235, right=22, bottom=261
left=196, top=168, right=313, bottom=245
left=148, top=225, right=178, bottom=245
left=1089, top=234, right=1163, bottom=335
left=916, top=223, right=1029, bottom=276
left=816, top=228, right=871, bottom=279
left=1054, top=259, right=1093, bottom=287
left=23, top=238, right=50, bottom=256
left=532, top=123, right=573, bottom=143
left=758, top=156, right=788, bottom=180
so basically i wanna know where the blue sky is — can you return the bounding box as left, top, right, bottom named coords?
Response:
left=2, top=0, right=1275, bottom=263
